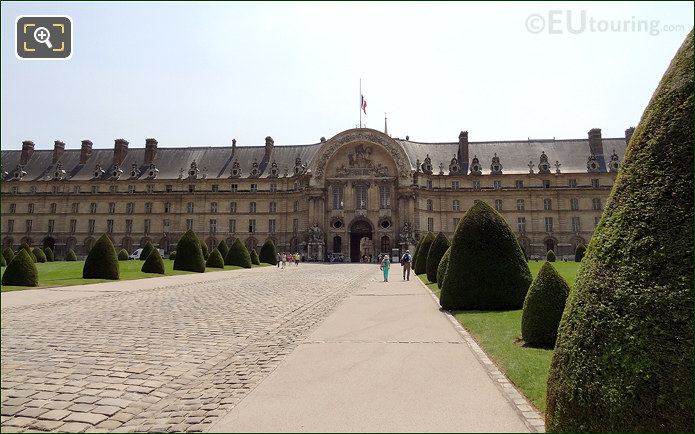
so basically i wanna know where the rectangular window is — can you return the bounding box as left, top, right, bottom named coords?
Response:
left=186, top=219, right=193, bottom=231
left=163, top=219, right=171, bottom=233
left=230, top=202, right=237, bottom=214
left=7, top=219, right=15, bottom=233
left=126, top=202, right=135, bottom=214
left=453, top=217, right=460, bottom=228
left=52, top=186, right=59, bottom=194
left=426, top=199, right=433, bottom=211
left=188, top=184, right=195, bottom=193
left=571, top=216, right=581, bottom=233
left=91, top=185, right=98, bottom=194
left=73, top=185, right=81, bottom=194
left=332, top=185, right=344, bottom=210
left=451, top=180, right=460, bottom=190
left=516, top=199, right=525, bottom=211
left=542, top=180, right=551, bottom=188
left=145, top=202, right=153, bottom=214
left=248, top=219, right=256, bottom=234
left=590, top=178, right=599, bottom=188
left=11, top=186, right=18, bottom=194
left=164, top=202, right=172, bottom=213
left=569, top=179, right=577, bottom=188
left=187, top=202, right=194, bottom=213
left=452, top=200, right=460, bottom=211
left=543, top=198, right=552, bottom=211
left=355, top=185, right=367, bottom=209
left=493, top=180, right=502, bottom=190
left=427, top=217, right=434, bottom=232
left=147, top=184, right=154, bottom=194
left=570, top=198, right=579, bottom=211
left=106, top=219, right=114, bottom=233
left=165, top=184, right=172, bottom=193
left=88, top=219, right=95, bottom=234
left=128, top=185, right=135, bottom=194
left=517, top=217, right=526, bottom=233
left=108, top=203, right=116, bottom=214
left=230, top=184, right=238, bottom=193
left=48, top=219, right=55, bottom=233
left=90, top=203, right=97, bottom=214
left=472, top=180, right=481, bottom=190
left=69, top=219, right=76, bottom=234
left=71, top=203, right=79, bottom=213
left=545, top=217, right=554, bottom=232
left=110, top=185, right=117, bottom=193
left=592, top=198, right=602, bottom=210
left=229, top=219, right=237, bottom=233
left=212, top=184, right=219, bottom=192
left=30, top=186, right=37, bottom=193
left=494, top=199, right=503, bottom=211
left=211, top=202, right=218, bottom=213
left=9, top=203, right=16, bottom=214
left=210, top=219, right=217, bottom=235
left=270, top=183, right=277, bottom=192
left=26, top=219, right=33, bottom=233
left=250, top=183, right=258, bottom=192
left=293, top=218, right=299, bottom=233
left=144, top=219, right=151, bottom=235
left=125, top=219, right=133, bottom=234
left=293, top=200, right=299, bottom=212
left=269, top=202, right=277, bottom=213
left=28, top=203, right=35, bottom=214
left=379, top=185, right=391, bottom=209
left=250, top=202, right=257, bottom=213
left=515, top=180, right=524, bottom=189
left=269, top=219, right=276, bottom=234
left=50, top=203, right=57, bottom=214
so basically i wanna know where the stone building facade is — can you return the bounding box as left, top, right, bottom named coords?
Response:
left=0, top=127, right=632, bottom=262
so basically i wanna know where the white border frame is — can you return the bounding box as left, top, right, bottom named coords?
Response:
left=15, top=14, right=73, bottom=60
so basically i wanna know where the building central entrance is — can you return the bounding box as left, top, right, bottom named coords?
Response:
left=349, top=219, right=373, bottom=262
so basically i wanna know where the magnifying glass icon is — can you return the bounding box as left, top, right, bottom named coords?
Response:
left=33, top=26, right=53, bottom=49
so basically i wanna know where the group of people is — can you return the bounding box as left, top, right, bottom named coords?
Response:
left=378, top=250, right=412, bottom=282
left=276, top=252, right=301, bottom=268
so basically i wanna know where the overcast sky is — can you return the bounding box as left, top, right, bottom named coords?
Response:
left=1, top=1, right=692, bottom=150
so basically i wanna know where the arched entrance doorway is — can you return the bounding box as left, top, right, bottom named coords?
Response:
left=349, top=219, right=372, bottom=262
left=42, top=236, right=55, bottom=251
left=545, top=238, right=556, bottom=252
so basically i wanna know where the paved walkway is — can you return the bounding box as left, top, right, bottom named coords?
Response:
left=1, top=264, right=539, bottom=433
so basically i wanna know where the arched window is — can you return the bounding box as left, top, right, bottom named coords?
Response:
left=381, top=236, right=390, bottom=254
left=452, top=200, right=460, bottom=211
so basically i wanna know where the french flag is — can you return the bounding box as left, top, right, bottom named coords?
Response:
left=361, top=95, right=367, bottom=114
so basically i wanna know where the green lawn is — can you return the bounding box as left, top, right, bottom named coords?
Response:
left=1, top=260, right=269, bottom=292
left=419, top=260, right=580, bottom=413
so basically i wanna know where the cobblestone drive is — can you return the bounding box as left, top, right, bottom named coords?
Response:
left=1, top=264, right=376, bottom=432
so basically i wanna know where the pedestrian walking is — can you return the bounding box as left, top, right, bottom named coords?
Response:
left=380, top=256, right=390, bottom=282
left=277, top=252, right=281, bottom=268
left=294, top=253, right=300, bottom=266
left=281, top=252, right=286, bottom=269
left=401, top=250, right=412, bottom=281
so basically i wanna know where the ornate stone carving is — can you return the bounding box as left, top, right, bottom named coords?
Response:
left=53, top=163, right=66, bottom=180
left=229, top=159, right=242, bottom=178
left=13, top=164, right=27, bottom=181
left=421, top=154, right=433, bottom=174
left=449, top=155, right=460, bottom=174
left=93, top=163, right=105, bottom=179
left=268, top=161, right=279, bottom=178
left=188, top=161, right=199, bottom=179
left=146, top=163, right=159, bottom=179
left=470, top=155, right=482, bottom=175
left=554, top=160, right=562, bottom=174
left=538, top=151, right=551, bottom=174
left=250, top=158, right=260, bottom=177
left=608, top=150, right=620, bottom=172
left=129, top=163, right=140, bottom=179
left=399, top=221, right=414, bottom=244
left=587, top=155, right=600, bottom=173
left=111, top=164, right=123, bottom=180
left=490, top=153, right=503, bottom=174
left=307, top=222, right=323, bottom=243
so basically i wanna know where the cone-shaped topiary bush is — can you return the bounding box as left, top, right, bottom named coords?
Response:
left=1, top=253, right=6, bottom=267
left=169, top=251, right=176, bottom=260
left=173, top=230, right=206, bottom=273
left=546, top=31, right=694, bottom=433
left=226, top=238, right=252, bottom=268
left=521, top=262, right=570, bottom=348
left=200, top=240, right=209, bottom=260
left=440, top=201, right=531, bottom=310
left=426, top=232, right=450, bottom=283
left=437, top=246, right=451, bottom=290
left=141, top=248, right=165, bottom=274
left=1, top=249, right=38, bottom=286
left=19, top=244, right=36, bottom=262
left=140, top=241, right=154, bottom=260
left=414, top=232, right=434, bottom=275
left=118, top=249, right=129, bottom=261
left=545, top=249, right=556, bottom=262
left=206, top=248, right=225, bottom=269
left=574, top=244, right=586, bottom=262
left=3, top=247, right=15, bottom=264
left=43, top=246, right=54, bottom=262
left=259, top=239, right=277, bottom=265
left=250, top=248, right=260, bottom=265
left=216, top=240, right=229, bottom=261
left=65, top=249, right=77, bottom=261
left=83, top=234, right=119, bottom=279
left=32, top=247, right=47, bottom=263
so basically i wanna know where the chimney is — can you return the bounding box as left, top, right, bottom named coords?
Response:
left=80, top=140, right=93, bottom=164
left=625, top=127, right=635, bottom=144
left=588, top=128, right=604, bottom=156
left=53, top=140, right=65, bottom=163
left=20, top=140, right=35, bottom=165
left=145, top=138, right=158, bottom=164
left=113, top=139, right=129, bottom=166
left=458, top=131, right=469, bottom=172
left=264, top=136, right=274, bottom=160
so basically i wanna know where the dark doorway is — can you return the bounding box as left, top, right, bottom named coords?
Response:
left=333, top=236, right=342, bottom=253
left=545, top=238, right=555, bottom=252
left=349, top=219, right=372, bottom=262
left=42, top=236, right=55, bottom=250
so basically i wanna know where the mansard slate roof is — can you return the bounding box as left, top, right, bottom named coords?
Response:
left=1, top=131, right=628, bottom=181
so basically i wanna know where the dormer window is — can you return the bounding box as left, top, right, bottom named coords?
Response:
left=608, top=150, right=620, bottom=172
left=93, top=163, right=105, bottom=179
left=111, top=164, right=123, bottom=179
left=269, top=161, right=279, bottom=177
left=147, top=163, right=159, bottom=179
left=470, top=156, right=482, bottom=175
left=421, top=155, right=433, bottom=174
left=538, top=151, right=551, bottom=174
left=53, top=163, right=66, bottom=180
left=230, top=160, right=242, bottom=178
left=490, top=153, right=503, bottom=174
left=587, top=155, right=600, bottom=172
left=130, top=163, right=139, bottom=178
left=188, top=161, right=199, bottom=179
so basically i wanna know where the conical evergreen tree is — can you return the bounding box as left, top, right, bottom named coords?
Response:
left=19, top=244, right=36, bottom=262
left=43, top=246, right=54, bottom=262
left=32, top=247, right=47, bottom=263
left=1, top=253, right=6, bottom=267
left=547, top=31, right=694, bottom=432
left=545, top=249, right=556, bottom=262
left=3, top=247, right=15, bottom=264
left=200, top=240, right=209, bottom=260
left=141, top=248, right=165, bottom=274
left=173, top=230, right=206, bottom=273
left=225, top=238, right=252, bottom=268
left=426, top=232, right=450, bottom=283
left=437, top=246, right=451, bottom=290
left=250, top=249, right=260, bottom=265
left=65, top=249, right=77, bottom=261
left=216, top=240, right=229, bottom=260
left=83, top=234, right=120, bottom=279
left=139, top=241, right=154, bottom=260
left=259, top=239, right=277, bottom=265
left=521, top=262, right=570, bottom=348
left=118, top=249, right=129, bottom=261
left=206, top=248, right=225, bottom=268
left=1, top=249, right=38, bottom=286
left=414, top=232, right=434, bottom=275
left=574, top=244, right=586, bottom=262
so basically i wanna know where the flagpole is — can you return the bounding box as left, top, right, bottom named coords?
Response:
left=359, top=78, right=362, bottom=128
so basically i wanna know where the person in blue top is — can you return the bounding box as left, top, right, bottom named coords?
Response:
left=380, top=256, right=390, bottom=282
left=400, top=250, right=412, bottom=281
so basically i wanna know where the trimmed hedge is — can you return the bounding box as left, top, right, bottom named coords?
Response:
left=3, top=247, right=15, bottom=264
left=43, top=246, right=55, bottom=262
left=574, top=244, right=586, bottom=262
left=65, top=249, right=77, bottom=261
left=1, top=249, right=38, bottom=287
left=426, top=232, right=450, bottom=283
left=173, top=230, right=206, bottom=273
left=250, top=249, right=260, bottom=265
left=259, top=239, right=277, bottom=265
left=118, top=248, right=129, bottom=261
left=206, top=248, right=225, bottom=268
left=546, top=31, right=694, bottom=432
left=414, top=232, right=435, bottom=275
left=200, top=241, right=209, bottom=260
left=140, top=241, right=154, bottom=260
left=520, top=262, right=570, bottom=348
left=437, top=246, right=451, bottom=289
left=545, top=249, right=556, bottom=262
left=1, top=253, right=6, bottom=267
left=439, top=201, right=531, bottom=310
left=19, top=244, right=36, bottom=263
left=226, top=238, right=252, bottom=268
left=33, top=247, right=47, bottom=263
left=83, top=234, right=120, bottom=279
left=141, top=248, right=165, bottom=274
left=216, top=241, right=229, bottom=261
